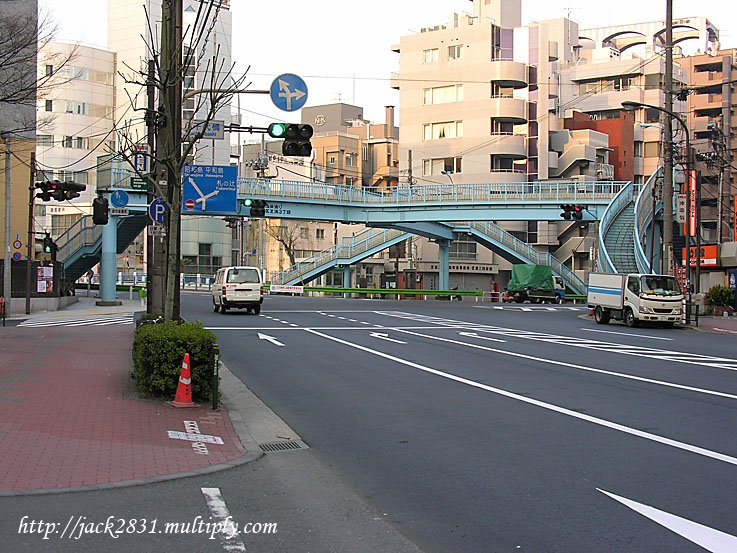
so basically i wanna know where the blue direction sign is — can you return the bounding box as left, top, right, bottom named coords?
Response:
left=110, top=189, right=129, bottom=208
left=149, top=197, right=167, bottom=224
left=270, top=73, right=308, bottom=112
left=182, top=165, right=237, bottom=215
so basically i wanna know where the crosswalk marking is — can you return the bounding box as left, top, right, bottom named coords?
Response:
left=18, top=313, right=134, bottom=328
left=481, top=305, right=587, bottom=312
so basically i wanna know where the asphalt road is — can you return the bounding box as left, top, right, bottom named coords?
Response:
left=193, top=292, right=737, bottom=553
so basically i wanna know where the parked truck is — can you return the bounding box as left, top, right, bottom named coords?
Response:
left=505, top=264, right=566, bottom=304
left=587, top=272, right=683, bottom=327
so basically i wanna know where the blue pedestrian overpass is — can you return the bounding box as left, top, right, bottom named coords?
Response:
left=55, top=177, right=654, bottom=297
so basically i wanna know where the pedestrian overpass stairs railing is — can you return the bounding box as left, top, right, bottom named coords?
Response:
left=633, top=168, right=662, bottom=273
left=454, top=221, right=587, bottom=295
left=273, top=227, right=410, bottom=285
left=596, top=180, right=638, bottom=274
left=57, top=214, right=148, bottom=282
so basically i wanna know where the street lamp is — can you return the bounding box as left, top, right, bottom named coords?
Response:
left=621, top=100, right=696, bottom=287
left=441, top=170, right=454, bottom=185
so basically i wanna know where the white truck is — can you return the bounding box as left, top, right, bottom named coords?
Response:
left=587, top=273, right=683, bottom=327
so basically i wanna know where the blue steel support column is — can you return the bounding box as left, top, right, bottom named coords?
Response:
left=438, top=239, right=451, bottom=291
left=97, top=216, right=121, bottom=305
left=343, top=266, right=352, bottom=299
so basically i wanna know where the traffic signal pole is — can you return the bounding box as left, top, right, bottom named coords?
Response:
left=25, top=153, right=35, bottom=315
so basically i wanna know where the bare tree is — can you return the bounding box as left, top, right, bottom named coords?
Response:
left=0, top=5, right=76, bottom=134
left=265, top=221, right=301, bottom=268
left=115, top=0, right=249, bottom=321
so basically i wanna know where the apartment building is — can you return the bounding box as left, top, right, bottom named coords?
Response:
left=681, top=49, right=736, bottom=244
left=35, top=43, right=116, bottom=240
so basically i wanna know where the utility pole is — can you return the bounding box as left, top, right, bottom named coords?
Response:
left=3, top=135, right=10, bottom=307
left=662, top=0, right=674, bottom=275
left=25, top=153, right=35, bottom=315
left=146, top=59, right=161, bottom=315
left=157, top=0, right=183, bottom=321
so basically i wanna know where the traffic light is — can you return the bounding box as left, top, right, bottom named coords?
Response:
left=42, top=233, right=56, bottom=254
left=249, top=199, right=266, bottom=217
left=92, top=196, right=109, bottom=225
left=268, top=123, right=313, bottom=156
left=48, top=180, right=64, bottom=201
left=560, top=204, right=586, bottom=220
left=35, top=181, right=51, bottom=202
left=62, top=181, right=86, bottom=200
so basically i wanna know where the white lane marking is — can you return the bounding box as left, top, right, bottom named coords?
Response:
left=458, top=331, right=506, bottom=343
left=204, top=326, right=484, bottom=331
left=393, top=328, right=737, bottom=402
left=304, top=328, right=737, bottom=467
left=581, top=328, right=674, bottom=341
left=369, top=332, right=407, bottom=344
left=200, top=487, right=247, bottom=552
left=257, top=333, right=284, bottom=347
left=714, top=328, right=737, bottom=335
left=375, top=311, right=737, bottom=371
left=598, top=489, right=737, bottom=553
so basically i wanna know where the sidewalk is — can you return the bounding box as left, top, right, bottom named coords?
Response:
left=693, top=313, right=737, bottom=335
left=0, top=296, right=252, bottom=495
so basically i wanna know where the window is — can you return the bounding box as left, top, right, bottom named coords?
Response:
left=645, top=73, right=662, bottom=90
left=423, top=84, right=463, bottom=105
left=423, top=48, right=439, bottom=64
left=45, top=64, right=53, bottom=76
left=299, top=227, right=308, bottom=239
left=448, top=45, right=464, bottom=60
left=422, top=157, right=462, bottom=176
left=37, top=135, right=53, bottom=146
left=423, top=121, right=463, bottom=140
left=62, top=136, right=73, bottom=148
left=645, top=108, right=661, bottom=124
left=627, top=276, right=640, bottom=295
left=226, top=268, right=260, bottom=284
left=634, top=141, right=643, bottom=157
left=328, top=154, right=337, bottom=166
left=316, top=229, right=325, bottom=240
left=45, top=100, right=53, bottom=112
left=643, top=141, right=660, bottom=158
left=450, top=238, right=477, bottom=260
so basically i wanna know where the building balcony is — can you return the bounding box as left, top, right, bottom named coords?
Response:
left=691, top=70, right=722, bottom=88
left=390, top=72, right=400, bottom=90
left=691, top=93, right=724, bottom=111
left=489, top=134, right=527, bottom=159
left=485, top=170, right=528, bottom=183
left=489, top=60, right=528, bottom=88
left=489, top=96, right=526, bottom=123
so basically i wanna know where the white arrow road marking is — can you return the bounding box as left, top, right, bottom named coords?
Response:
left=257, top=333, right=284, bottom=347
left=458, top=331, right=506, bottom=343
left=201, top=487, right=246, bottom=552
left=598, top=489, right=737, bottom=552
left=369, top=332, right=407, bottom=344
left=305, top=329, right=737, bottom=466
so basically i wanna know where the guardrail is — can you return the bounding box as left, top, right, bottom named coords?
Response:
left=240, top=178, right=628, bottom=206
left=633, top=168, right=662, bottom=273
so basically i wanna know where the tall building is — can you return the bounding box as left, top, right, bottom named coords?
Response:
left=35, top=43, right=116, bottom=239
left=108, top=0, right=235, bottom=274
left=681, top=49, right=736, bottom=244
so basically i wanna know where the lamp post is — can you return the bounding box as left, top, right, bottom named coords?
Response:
left=441, top=170, right=454, bottom=185
left=621, top=101, right=694, bottom=286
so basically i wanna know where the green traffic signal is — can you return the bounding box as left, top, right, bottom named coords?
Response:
left=243, top=198, right=253, bottom=207
left=267, top=123, right=287, bottom=138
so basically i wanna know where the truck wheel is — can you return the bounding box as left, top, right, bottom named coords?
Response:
left=594, top=306, right=610, bottom=324
left=624, top=308, right=638, bottom=327
left=213, top=301, right=220, bottom=313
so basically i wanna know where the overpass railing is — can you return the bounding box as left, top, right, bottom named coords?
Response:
left=240, top=178, right=628, bottom=206
left=596, top=181, right=637, bottom=273
left=633, top=168, right=662, bottom=273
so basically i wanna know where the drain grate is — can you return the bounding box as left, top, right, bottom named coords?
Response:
left=258, top=440, right=307, bottom=453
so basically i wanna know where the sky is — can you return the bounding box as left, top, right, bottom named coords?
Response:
left=40, top=0, right=736, bottom=128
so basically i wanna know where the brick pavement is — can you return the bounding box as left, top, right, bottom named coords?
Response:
left=0, top=304, right=247, bottom=494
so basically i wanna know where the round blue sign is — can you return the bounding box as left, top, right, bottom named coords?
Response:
left=148, top=197, right=167, bottom=224
left=270, top=73, right=308, bottom=112
left=12, top=252, right=22, bottom=261
left=110, top=189, right=130, bottom=208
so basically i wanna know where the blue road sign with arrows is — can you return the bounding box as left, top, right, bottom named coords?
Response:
left=270, top=73, right=308, bottom=112
left=181, top=165, right=238, bottom=215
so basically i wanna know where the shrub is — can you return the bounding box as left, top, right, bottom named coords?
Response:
left=704, top=285, right=735, bottom=308
left=132, top=321, right=217, bottom=400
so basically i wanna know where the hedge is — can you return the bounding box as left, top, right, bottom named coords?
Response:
left=132, top=321, right=217, bottom=400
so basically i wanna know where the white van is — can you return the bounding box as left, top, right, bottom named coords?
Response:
left=212, top=266, right=264, bottom=314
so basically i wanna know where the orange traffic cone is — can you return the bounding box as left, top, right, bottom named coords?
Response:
left=167, top=353, right=199, bottom=408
